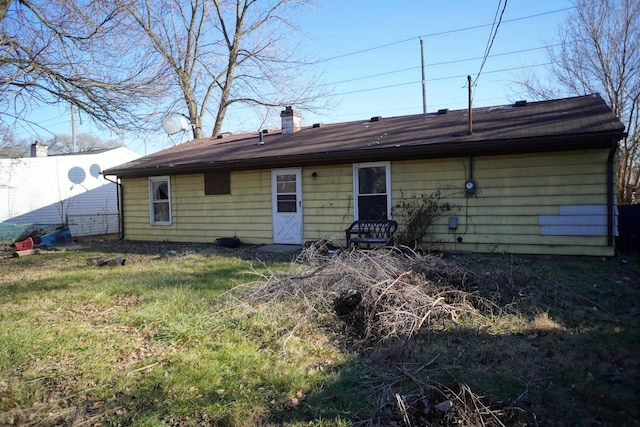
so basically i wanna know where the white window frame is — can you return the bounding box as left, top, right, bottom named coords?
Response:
left=149, top=176, right=172, bottom=225
left=353, top=161, right=392, bottom=220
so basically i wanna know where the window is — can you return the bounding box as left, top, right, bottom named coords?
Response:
left=353, top=162, right=391, bottom=220
left=275, top=173, right=298, bottom=212
left=149, top=176, right=171, bottom=224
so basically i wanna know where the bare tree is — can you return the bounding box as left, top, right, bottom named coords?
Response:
left=514, top=0, right=639, bottom=204
left=118, top=0, right=327, bottom=139
left=47, top=133, right=122, bottom=154
left=0, top=0, right=168, bottom=132
left=0, top=0, right=10, bottom=22
left=0, top=124, right=28, bottom=157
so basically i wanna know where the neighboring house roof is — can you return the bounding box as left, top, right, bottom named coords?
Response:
left=104, top=94, right=626, bottom=178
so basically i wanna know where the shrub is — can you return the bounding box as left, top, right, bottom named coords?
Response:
left=393, top=190, right=454, bottom=247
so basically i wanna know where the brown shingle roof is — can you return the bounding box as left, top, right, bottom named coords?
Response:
left=105, top=94, right=625, bottom=177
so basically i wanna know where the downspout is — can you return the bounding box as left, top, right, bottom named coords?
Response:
left=607, top=141, right=617, bottom=248
left=103, top=174, right=124, bottom=240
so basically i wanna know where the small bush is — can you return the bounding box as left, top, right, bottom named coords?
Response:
left=393, top=190, right=455, bottom=247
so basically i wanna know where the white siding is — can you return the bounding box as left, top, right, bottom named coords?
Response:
left=0, top=147, right=140, bottom=237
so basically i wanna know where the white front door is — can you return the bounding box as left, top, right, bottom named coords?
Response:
left=271, top=168, right=303, bottom=244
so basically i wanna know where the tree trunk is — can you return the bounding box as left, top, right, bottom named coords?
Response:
left=0, top=0, right=11, bottom=22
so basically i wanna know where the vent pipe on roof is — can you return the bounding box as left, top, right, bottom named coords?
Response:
left=467, top=75, right=473, bottom=135
left=257, top=130, right=264, bottom=145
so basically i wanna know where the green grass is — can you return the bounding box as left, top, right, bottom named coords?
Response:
left=0, top=246, right=347, bottom=426
left=0, top=245, right=639, bottom=426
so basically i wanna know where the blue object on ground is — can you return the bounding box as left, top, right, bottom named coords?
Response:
left=40, top=226, right=73, bottom=245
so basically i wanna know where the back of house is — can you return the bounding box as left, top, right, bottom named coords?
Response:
left=104, top=94, right=625, bottom=256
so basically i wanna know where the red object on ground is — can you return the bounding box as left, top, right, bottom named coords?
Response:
left=15, top=237, right=34, bottom=251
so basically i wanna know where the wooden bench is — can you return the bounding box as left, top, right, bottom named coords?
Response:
left=345, top=220, right=398, bottom=249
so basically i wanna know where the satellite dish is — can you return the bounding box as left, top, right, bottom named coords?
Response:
left=162, top=117, right=181, bottom=135
left=179, top=116, right=190, bottom=131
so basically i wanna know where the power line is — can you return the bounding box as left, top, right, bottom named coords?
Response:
left=216, top=56, right=556, bottom=116
left=318, top=6, right=573, bottom=63
left=473, top=0, right=509, bottom=89
left=331, top=62, right=553, bottom=97
left=326, top=43, right=559, bottom=88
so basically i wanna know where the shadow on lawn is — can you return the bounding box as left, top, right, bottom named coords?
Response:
left=268, top=253, right=640, bottom=426
left=270, top=323, right=639, bottom=426
left=4, top=240, right=637, bottom=426
left=79, top=239, right=298, bottom=263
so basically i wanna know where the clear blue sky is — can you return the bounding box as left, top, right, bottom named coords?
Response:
left=12, top=0, right=575, bottom=155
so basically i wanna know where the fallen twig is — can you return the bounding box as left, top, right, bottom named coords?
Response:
left=395, top=393, right=412, bottom=427
left=127, top=360, right=163, bottom=376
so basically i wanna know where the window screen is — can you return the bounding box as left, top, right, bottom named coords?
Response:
left=354, top=163, right=390, bottom=221
left=149, top=177, right=171, bottom=224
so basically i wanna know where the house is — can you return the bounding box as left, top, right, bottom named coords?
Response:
left=0, top=145, right=141, bottom=240
left=103, top=94, right=626, bottom=256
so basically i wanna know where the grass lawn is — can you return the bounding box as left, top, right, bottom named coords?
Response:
left=0, top=241, right=638, bottom=426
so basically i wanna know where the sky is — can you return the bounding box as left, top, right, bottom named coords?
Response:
left=10, top=0, right=575, bottom=155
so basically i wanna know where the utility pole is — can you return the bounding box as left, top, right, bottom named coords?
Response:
left=420, top=38, right=427, bottom=114
left=71, top=104, right=76, bottom=153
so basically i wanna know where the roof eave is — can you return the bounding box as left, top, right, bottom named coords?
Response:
left=105, top=130, right=624, bottom=178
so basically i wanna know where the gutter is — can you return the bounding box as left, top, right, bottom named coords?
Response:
left=103, top=174, right=124, bottom=240
left=607, top=141, right=617, bottom=249
left=105, top=132, right=623, bottom=179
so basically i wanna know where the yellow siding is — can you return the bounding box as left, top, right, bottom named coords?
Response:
left=392, top=149, right=613, bottom=256
left=302, top=165, right=354, bottom=241
left=122, top=170, right=272, bottom=244
left=121, top=148, right=614, bottom=255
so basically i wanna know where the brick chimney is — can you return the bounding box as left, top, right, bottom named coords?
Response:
left=280, top=106, right=301, bottom=134
left=30, top=141, right=48, bottom=157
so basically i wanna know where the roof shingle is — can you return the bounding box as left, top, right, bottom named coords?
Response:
left=105, top=94, right=625, bottom=177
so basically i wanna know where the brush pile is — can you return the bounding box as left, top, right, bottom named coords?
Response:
left=234, top=244, right=532, bottom=425
left=247, top=245, right=485, bottom=344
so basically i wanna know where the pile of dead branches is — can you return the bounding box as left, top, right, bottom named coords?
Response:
left=244, top=245, right=488, bottom=344
left=385, top=381, right=523, bottom=427
left=232, top=245, right=532, bottom=425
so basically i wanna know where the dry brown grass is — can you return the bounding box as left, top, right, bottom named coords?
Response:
left=237, top=245, right=532, bottom=425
